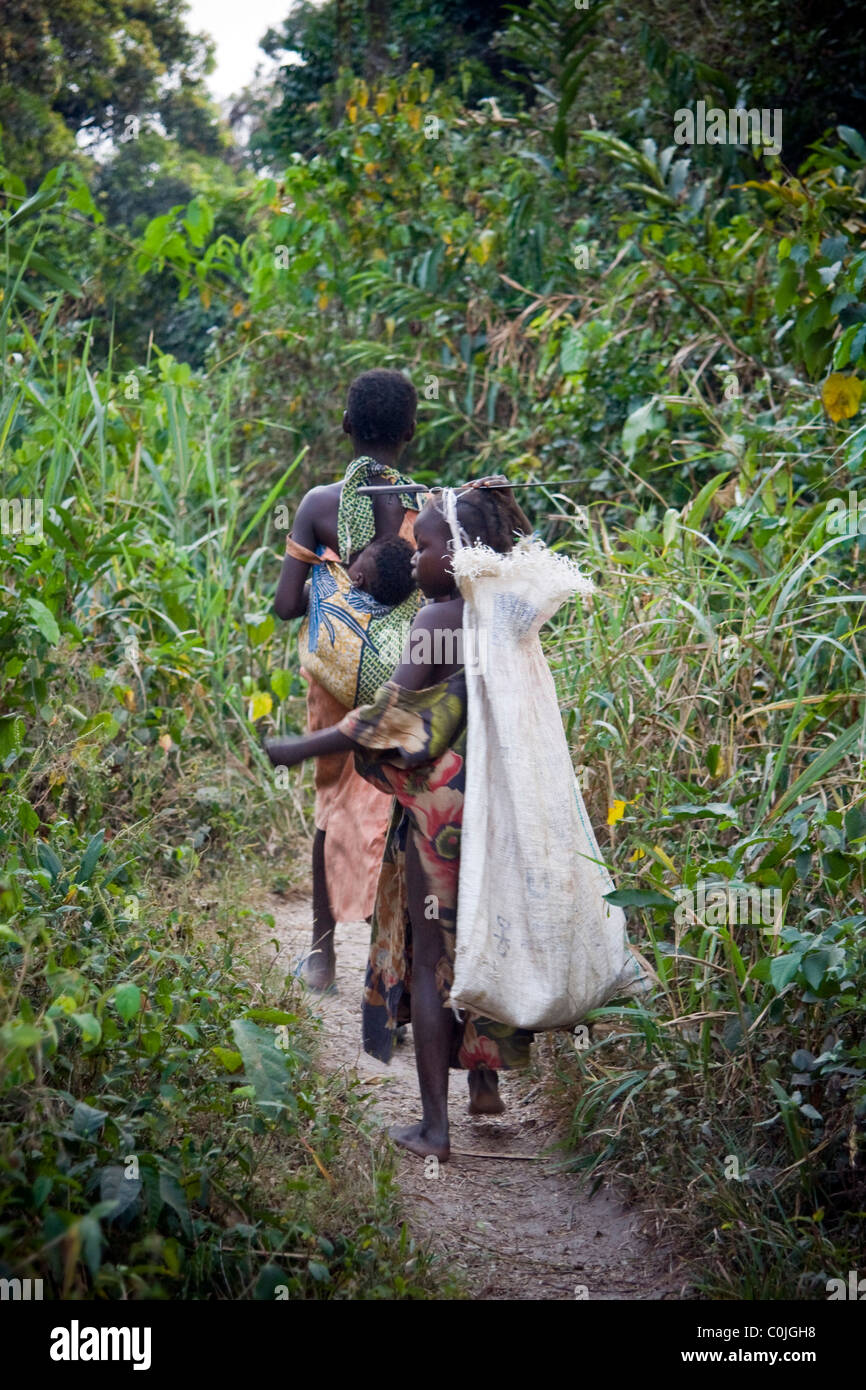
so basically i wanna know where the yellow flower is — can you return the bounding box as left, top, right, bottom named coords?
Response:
left=475, top=228, right=496, bottom=265
left=822, top=373, right=863, bottom=422
left=607, top=799, right=628, bottom=826
left=652, top=843, right=676, bottom=873
left=250, top=691, right=273, bottom=722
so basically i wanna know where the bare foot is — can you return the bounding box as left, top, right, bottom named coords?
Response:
left=467, top=1067, right=505, bottom=1116
left=295, top=947, right=336, bottom=992
left=389, top=1122, right=450, bottom=1161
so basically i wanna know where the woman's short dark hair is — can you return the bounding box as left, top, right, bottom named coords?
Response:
left=346, top=369, right=417, bottom=448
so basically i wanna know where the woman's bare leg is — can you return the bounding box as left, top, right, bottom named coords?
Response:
left=298, top=828, right=336, bottom=991
left=389, top=834, right=453, bottom=1160
left=467, top=1068, right=504, bottom=1115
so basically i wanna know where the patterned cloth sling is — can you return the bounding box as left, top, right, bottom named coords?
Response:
left=290, top=456, right=422, bottom=708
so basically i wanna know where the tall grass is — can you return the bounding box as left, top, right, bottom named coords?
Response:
left=1, top=218, right=443, bottom=1297
left=535, top=414, right=866, bottom=1295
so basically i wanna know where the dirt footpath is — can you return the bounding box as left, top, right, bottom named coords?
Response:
left=270, top=894, right=685, bottom=1301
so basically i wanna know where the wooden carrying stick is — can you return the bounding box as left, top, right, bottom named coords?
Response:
left=355, top=478, right=586, bottom=495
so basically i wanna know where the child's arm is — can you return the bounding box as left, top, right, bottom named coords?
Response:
left=264, top=724, right=354, bottom=769
left=387, top=603, right=462, bottom=690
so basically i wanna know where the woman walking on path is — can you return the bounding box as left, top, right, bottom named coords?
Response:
left=272, top=369, right=420, bottom=990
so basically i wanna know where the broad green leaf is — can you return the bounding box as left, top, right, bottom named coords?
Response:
left=802, top=950, right=832, bottom=991
left=77, top=1214, right=103, bottom=1277
left=0, top=716, right=24, bottom=758
left=799, top=1103, right=824, bottom=1122
left=72, top=1101, right=107, bottom=1136
left=684, top=471, right=731, bottom=534
left=621, top=397, right=665, bottom=461
left=244, top=1008, right=298, bottom=1026
left=25, top=598, right=60, bottom=646
left=0, top=1021, right=43, bottom=1048
left=270, top=669, right=292, bottom=701
left=99, top=1165, right=141, bottom=1221
left=667, top=802, right=738, bottom=820
left=838, top=125, right=866, bottom=160
left=37, top=841, right=63, bottom=882
left=158, top=1169, right=192, bottom=1239
left=212, top=1046, right=243, bottom=1073
left=770, top=954, right=802, bottom=992
left=255, top=1263, right=289, bottom=1299
left=114, top=983, right=141, bottom=1022
left=603, top=889, right=675, bottom=908
left=71, top=1013, right=102, bottom=1046
left=76, top=830, right=105, bottom=884
left=33, top=1175, right=53, bottom=1207
left=230, top=1017, right=291, bottom=1112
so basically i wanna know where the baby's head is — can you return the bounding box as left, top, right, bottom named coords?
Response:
left=347, top=536, right=416, bottom=607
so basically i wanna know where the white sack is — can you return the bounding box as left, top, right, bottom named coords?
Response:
left=447, top=526, right=648, bottom=1031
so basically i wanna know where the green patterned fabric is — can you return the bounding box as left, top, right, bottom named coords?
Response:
left=337, top=455, right=420, bottom=564
left=297, top=455, right=422, bottom=708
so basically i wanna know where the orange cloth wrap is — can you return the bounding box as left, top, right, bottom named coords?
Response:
left=305, top=674, right=392, bottom=922
left=294, top=517, right=418, bottom=922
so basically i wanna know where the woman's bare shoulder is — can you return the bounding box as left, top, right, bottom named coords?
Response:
left=295, top=481, right=343, bottom=547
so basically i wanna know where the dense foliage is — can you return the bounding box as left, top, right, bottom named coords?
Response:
left=1, top=0, right=864, bottom=1299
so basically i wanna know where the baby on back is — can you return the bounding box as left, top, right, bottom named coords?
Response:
left=346, top=535, right=416, bottom=608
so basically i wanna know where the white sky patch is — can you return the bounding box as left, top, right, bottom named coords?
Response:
left=184, top=0, right=302, bottom=101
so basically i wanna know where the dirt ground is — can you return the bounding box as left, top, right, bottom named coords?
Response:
left=266, top=891, right=687, bottom=1301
